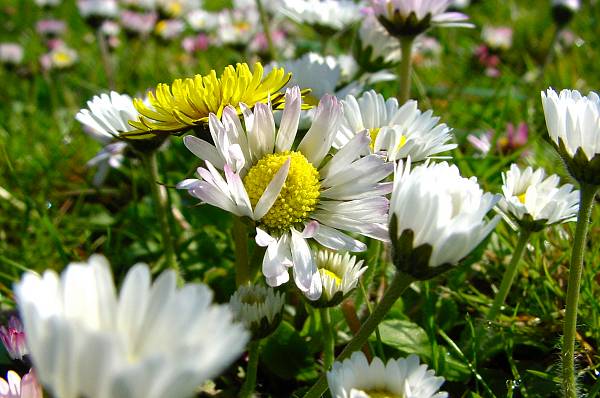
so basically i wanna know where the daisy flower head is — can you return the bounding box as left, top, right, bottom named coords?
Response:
left=278, top=0, right=361, bottom=33
left=229, top=284, right=285, bottom=339
left=552, top=0, right=580, bottom=26
left=125, top=62, right=293, bottom=139
left=499, top=164, right=579, bottom=231
left=0, top=316, right=27, bottom=361
left=541, top=88, right=600, bottom=185
left=389, top=160, right=500, bottom=280
left=335, top=90, right=456, bottom=162
left=355, top=12, right=402, bottom=72
left=0, top=43, right=24, bottom=66
left=370, top=0, right=474, bottom=38
left=77, top=0, right=119, bottom=21
left=327, top=351, right=447, bottom=398
left=311, top=249, right=367, bottom=307
left=0, top=370, right=43, bottom=398
left=14, top=255, right=248, bottom=398
left=178, top=87, right=394, bottom=300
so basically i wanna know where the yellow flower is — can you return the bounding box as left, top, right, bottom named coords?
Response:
left=123, top=62, right=294, bottom=139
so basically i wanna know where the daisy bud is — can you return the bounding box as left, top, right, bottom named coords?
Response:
left=307, top=249, right=367, bottom=308
left=0, top=316, right=27, bottom=361
left=327, top=351, right=448, bottom=398
left=389, top=161, right=501, bottom=280
left=499, top=164, right=579, bottom=231
left=541, top=88, right=600, bottom=186
left=0, top=369, right=43, bottom=398
left=230, top=284, right=285, bottom=340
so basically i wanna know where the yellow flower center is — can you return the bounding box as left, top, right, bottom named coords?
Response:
left=517, top=192, right=527, bottom=204
left=355, top=390, right=400, bottom=398
left=167, top=2, right=182, bottom=17
left=243, top=151, right=320, bottom=232
left=52, top=51, right=72, bottom=65
left=319, top=268, right=342, bottom=288
left=368, top=128, right=407, bottom=151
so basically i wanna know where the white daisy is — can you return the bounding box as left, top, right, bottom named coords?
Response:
left=277, top=0, right=361, bottom=32
left=313, top=249, right=367, bottom=306
left=75, top=91, right=136, bottom=186
left=335, top=90, right=456, bottom=162
left=389, top=161, right=500, bottom=278
left=14, top=255, right=249, bottom=398
left=0, top=370, right=42, bottom=398
left=178, top=87, right=393, bottom=300
left=230, top=284, right=285, bottom=339
left=356, top=12, right=402, bottom=70
left=541, top=88, right=600, bottom=185
left=499, top=164, right=579, bottom=230
left=77, top=0, right=119, bottom=19
left=327, top=351, right=448, bottom=398
left=370, top=0, right=474, bottom=37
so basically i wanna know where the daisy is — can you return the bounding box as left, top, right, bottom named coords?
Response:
left=541, top=88, right=600, bottom=185
left=356, top=12, right=402, bottom=71
left=230, top=284, right=285, bottom=339
left=277, top=0, right=361, bottom=32
left=370, top=0, right=473, bottom=38
left=327, top=351, right=447, bottom=398
left=178, top=87, right=393, bottom=299
left=389, top=160, right=500, bottom=279
left=499, top=164, right=579, bottom=231
left=75, top=91, right=137, bottom=185
left=126, top=62, right=292, bottom=139
left=312, top=249, right=367, bottom=307
left=14, top=255, right=248, bottom=398
left=0, top=44, right=23, bottom=65
left=0, top=370, right=42, bottom=398
left=0, top=317, right=27, bottom=361
left=77, top=0, right=119, bottom=20
left=335, top=90, right=456, bottom=162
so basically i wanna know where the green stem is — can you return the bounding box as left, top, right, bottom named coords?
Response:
left=96, top=28, right=115, bottom=90
left=141, top=151, right=179, bottom=275
left=486, top=229, right=532, bottom=321
left=233, top=217, right=250, bottom=286
left=240, top=340, right=261, bottom=398
left=303, top=272, right=415, bottom=398
left=397, top=36, right=415, bottom=104
left=255, top=0, right=277, bottom=61
left=562, top=183, right=598, bottom=398
left=320, top=308, right=334, bottom=370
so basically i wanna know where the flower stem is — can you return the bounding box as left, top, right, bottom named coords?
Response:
left=233, top=217, right=250, bottom=286
left=240, top=340, right=261, bottom=398
left=562, top=183, right=598, bottom=398
left=486, top=228, right=532, bottom=321
left=255, top=0, right=277, bottom=61
left=141, top=151, right=179, bottom=275
left=397, top=36, right=415, bottom=104
left=95, top=28, right=115, bottom=90
left=302, top=271, right=415, bottom=398
left=320, top=308, right=334, bottom=370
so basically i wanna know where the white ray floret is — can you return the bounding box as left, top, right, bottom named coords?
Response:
left=14, top=255, right=248, bottom=398
left=278, top=0, right=361, bottom=31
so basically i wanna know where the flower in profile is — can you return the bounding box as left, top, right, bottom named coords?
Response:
left=15, top=255, right=248, bottom=398
left=467, top=131, right=492, bottom=156
left=335, top=90, right=456, bottom=162
left=278, top=0, right=361, bottom=33
left=327, top=351, right=447, bottom=398
left=77, top=0, right=119, bottom=20
left=370, top=0, right=473, bottom=38
left=35, top=19, right=66, bottom=37
left=0, top=44, right=24, bottom=65
left=0, top=316, right=27, bottom=361
left=311, top=249, right=367, bottom=307
left=497, top=122, right=528, bottom=154
left=0, top=370, right=43, bottom=398
left=499, top=164, right=579, bottom=231
left=177, top=87, right=393, bottom=299
left=120, top=10, right=157, bottom=36
left=552, top=0, right=580, bottom=26
left=355, top=12, right=401, bottom=72
left=182, top=34, right=210, bottom=53
left=541, top=88, right=600, bottom=185
left=230, top=284, right=285, bottom=339
left=75, top=91, right=137, bottom=185
left=35, top=0, right=61, bottom=7
left=389, top=161, right=500, bottom=279
left=126, top=63, right=292, bottom=139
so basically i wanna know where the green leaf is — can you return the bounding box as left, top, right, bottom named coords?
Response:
left=378, top=319, right=430, bottom=357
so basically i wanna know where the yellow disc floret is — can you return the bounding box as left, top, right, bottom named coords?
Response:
left=244, top=151, right=320, bottom=232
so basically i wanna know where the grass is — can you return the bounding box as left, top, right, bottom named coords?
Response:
left=1, top=0, right=599, bottom=396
